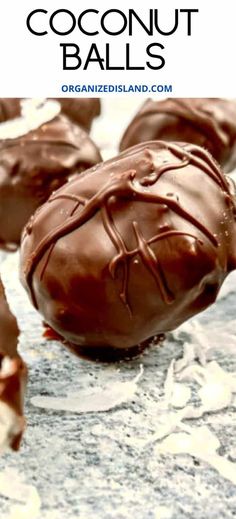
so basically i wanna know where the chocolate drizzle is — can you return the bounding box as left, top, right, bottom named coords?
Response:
left=25, top=143, right=226, bottom=311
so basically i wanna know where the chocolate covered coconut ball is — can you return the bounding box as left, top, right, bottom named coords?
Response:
left=0, top=99, right=101, bottom=250
left=120, top=98, right=236, bottom=173
left=0, top=277, right=27, bottom=450
left=20, top=141, right=236, bottom=359
left=0, top=98, right=101, bottom=131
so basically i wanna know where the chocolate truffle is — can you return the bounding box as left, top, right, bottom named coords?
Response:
left=0, top=277, right=27, bottom=450
left=120, top=98, right=236, bottom=173
left=0, top=98, right=101, bottom=131
left=0, top=103, right=101, bottom=250
left=20, top=141, right=236, bottom=358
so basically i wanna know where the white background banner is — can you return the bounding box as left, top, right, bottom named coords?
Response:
left=0, top=0, right=235, bottom=97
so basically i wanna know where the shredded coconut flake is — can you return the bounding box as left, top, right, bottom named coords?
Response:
left=156, top=425, right=236, bottom=486
left=170, top=383, right=191, bottom=409
left=0, top=98, right=61, bottom=140
left=0, top=469, right=41, bottom=519
left=143, top=335, right=236, bottom=456
left=31, top=365, right=143, bottom=413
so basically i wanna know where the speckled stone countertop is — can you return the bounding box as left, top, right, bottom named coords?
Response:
left=0, top=99, right=236, bottom=519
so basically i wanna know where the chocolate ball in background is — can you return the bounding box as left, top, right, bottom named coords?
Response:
left=120, top=98, right=236, bottom=173
left=20, top=141, right=236, bottom=359
left=0, top=111, right=102, bottom=251
left=0, top=276, right=27, bottom=451
left=0, top=98, right=101, bottom=131
left=56, top=98, right=101, bottom=131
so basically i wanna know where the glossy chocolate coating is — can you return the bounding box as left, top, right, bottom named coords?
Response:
left=0, top=98, right=101, bottom=131
left=120, top=98, right=236, bottom=173
left=0, top=114, right=101, bottom=250
left=0, top=277, right=27, bottom=450
left=20, top=141, right=236, bottom=357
